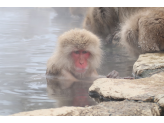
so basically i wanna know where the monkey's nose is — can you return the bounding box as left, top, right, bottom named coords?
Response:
left=79, top=61, right=85, bottom=65
left=80, top=61, right=84, bottom=65
left=79, top=57, right=84, bottom=65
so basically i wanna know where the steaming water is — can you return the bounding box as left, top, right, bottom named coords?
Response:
left=0, top=7, right=137, bottom=115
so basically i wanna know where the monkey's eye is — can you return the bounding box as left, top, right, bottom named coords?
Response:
left=82, top=51, right=87, bottom=54
left=74, top=51, right=80, bottom=54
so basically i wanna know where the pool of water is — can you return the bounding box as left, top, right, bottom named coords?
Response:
left=0, top=7, right=137, bottom=115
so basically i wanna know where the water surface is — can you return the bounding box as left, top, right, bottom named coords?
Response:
left=0, top=7, right=137, bottom=115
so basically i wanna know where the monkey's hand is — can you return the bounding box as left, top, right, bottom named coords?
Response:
left=106, top=70, right=135, bottom=79
left=106, top=70, right=119, bottom=78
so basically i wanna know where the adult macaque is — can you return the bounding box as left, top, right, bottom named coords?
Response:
left=46, top=29, right=103, bottom=81
left=120, top=7, right=164, bottom=56
left=83, top=7, right=164, bottom=57
left=83, top=7, right=119, bottom=43
left=83, top=7, right=146, bottom=44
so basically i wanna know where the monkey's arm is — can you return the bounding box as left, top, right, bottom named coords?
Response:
left=61, top=69, right=78, bottom=82
left=46, top=69, right=78, bottom=81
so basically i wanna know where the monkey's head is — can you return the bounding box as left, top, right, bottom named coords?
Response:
left=83, top=7, right=119, bottom=43
left=50, top=28, right=102, bottom=76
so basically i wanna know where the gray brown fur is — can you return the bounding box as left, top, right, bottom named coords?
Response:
left=83, top=7, right=164, bottom=56
left=46, top=29, right=102, bottom=80
left=83, top=7, right=119, bottom=43
left=120, top=7, right=164, bottom=56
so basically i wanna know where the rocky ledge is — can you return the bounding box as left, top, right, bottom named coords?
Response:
left=11, top=100, right=161, bottom=116
left=89, top=72, right=164, bottom=115
left=133, top=53, right=164, bottom=78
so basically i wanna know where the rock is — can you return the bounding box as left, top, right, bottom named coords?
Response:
left=79, top=101, right=161, bottom=116
left=11, top=107, right=84, bottom=116
left=11, top=101, right=161, bottom=116
left=133, top=53, right=164, bottom=78
left=154, top=94, right=164, bottom=110
left=89, top=72, right=164, bottom=113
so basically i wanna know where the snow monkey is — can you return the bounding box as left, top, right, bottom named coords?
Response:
left=120, top=7, right=164, bottom=56
left=83, top=7, right=119, bottom=43
left=84, top=7, right=164, bottom=56
left=46, top=29, right=103, bottom=81
left=83, top=7, right=146, bottom=44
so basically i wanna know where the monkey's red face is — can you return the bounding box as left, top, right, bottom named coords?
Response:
left=71, top=50, right=90, bottom=73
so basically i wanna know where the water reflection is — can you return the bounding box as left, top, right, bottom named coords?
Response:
left=46, top=77, right=97, bottom=107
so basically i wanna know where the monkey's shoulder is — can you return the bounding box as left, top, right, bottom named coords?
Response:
left=46, top=68, right=61, bottom=76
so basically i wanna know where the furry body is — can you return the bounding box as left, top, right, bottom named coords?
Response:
left=46, top=29, right=102, bottom=81
left=84, top=7, right=164, bottom=56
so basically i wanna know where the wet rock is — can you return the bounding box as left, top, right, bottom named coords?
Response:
left=79, top=101, right=161, bottom=116
left=133, top=53, right=164, bottom=78
left=11, top=107, right=84, bottom=116
left=89, top=72, right=164, bottom=112
left=11, top=101, right=161, bottom=116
